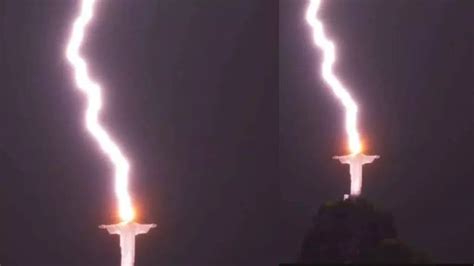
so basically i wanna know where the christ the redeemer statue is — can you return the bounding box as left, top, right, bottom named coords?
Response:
left=99, top=222, right=156, bottom=266
left=333, top=153, right=379, bottom=198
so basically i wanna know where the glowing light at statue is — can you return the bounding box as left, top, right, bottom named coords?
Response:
left=306, top=0, right=361, bottom=154
left=66, top=0, right=134, bottom=223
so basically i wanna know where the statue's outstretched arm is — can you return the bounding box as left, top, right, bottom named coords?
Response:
left=333, top=155, right=350, bottom=164
left=363, top=155, right=380, bottom=164
left=136, top=223, right=157, bottom=235
left=99, top=224, right=120, bottom=234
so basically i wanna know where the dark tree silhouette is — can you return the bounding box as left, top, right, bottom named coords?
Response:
left=360, top=238, right=432, bottom=263
left=299, top=197, right=431, bottom=263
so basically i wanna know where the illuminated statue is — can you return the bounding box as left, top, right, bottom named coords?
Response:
left=99, top=223, right=157, bottom=266
left=333, top=153, right=380, bottom=198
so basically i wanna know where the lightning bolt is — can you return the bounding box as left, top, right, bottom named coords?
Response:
left=66, top=0, right=135, bottom=223
left=306, top=0, right=362, bottom=154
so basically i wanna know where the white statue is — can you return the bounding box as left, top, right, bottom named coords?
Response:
left=99, top=222, right=156, bottom=266
left=333, top=153, right=380, bottom=197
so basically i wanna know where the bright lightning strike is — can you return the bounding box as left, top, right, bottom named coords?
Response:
left=66, top=0, right=135, bottom=223
left=306, top=0, right=362, bottom=154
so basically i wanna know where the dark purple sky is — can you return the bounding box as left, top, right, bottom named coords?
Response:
left=0, top=1, right=278, bottom=265
left=0, top=0, right=472, bottom=265
left=280, top=0, right=472, bottom=263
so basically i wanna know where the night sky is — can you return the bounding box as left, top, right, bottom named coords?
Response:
left=0, top=0, right=472, bottom=265
left=0, top=1, right=278, bottom=265
left=280, top=0, right=472, bottom=263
